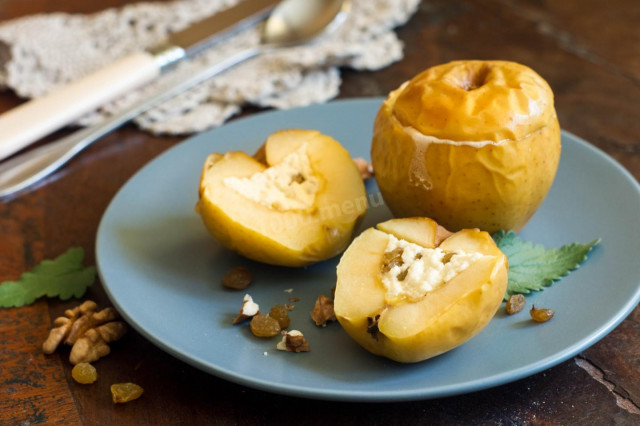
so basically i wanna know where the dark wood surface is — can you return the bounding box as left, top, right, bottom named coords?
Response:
left=1, top=1, right=639, bottom=424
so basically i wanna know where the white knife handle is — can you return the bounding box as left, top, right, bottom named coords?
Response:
left=0, top=51, right=161, bottom=161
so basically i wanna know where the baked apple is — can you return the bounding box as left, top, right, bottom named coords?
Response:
left=334, top=217, right=508, bottom=363
left=196, top=129, right=367, bottom=267
left=371, top=60, right=561, bottom=233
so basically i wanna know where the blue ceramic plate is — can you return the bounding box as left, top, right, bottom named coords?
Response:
left=96, top=98, right=640, bottom=402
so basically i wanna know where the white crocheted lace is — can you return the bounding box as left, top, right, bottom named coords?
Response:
left=0, top=0, right=419, bottom=134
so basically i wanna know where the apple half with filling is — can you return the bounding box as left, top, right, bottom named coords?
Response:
left=196, top=129, right=367, bottom=267
left=334, top=217, right=508, bottom=363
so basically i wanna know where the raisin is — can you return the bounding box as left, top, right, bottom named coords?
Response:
left=530, top=305, right=555, bottom=322
left=441, top=252, right=454, bottom=264
left=269, top=305, right=290, bottom=329
left=71, top=362, right=98, bottom=384
left=111, top=383, right=144, bottom=403
left=221, top=267, right=253, bottom=290
left=250, top=314, right=281, bottom=337
left=381, top=248, right=404, bottom=272
left=506, top=294, right=526, bottom=314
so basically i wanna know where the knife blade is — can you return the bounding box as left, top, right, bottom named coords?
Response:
left=152, top=0, right=280, bottom=64
left=0, top=0, right=280, bottom=161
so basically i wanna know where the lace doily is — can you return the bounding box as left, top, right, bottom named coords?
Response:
left=0, top=0, right=419, bottom=135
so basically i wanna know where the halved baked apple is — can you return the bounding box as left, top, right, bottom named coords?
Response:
left=334, top=217, right=508, bottom=363
left=196, top=129, right=367, bottom=267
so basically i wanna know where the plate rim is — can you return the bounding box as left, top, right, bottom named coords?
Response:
left=96, top=97, right=640, bottom=402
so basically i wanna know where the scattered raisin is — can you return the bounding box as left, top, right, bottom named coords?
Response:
left=250, top=314, right=281, bottom=337
left=71, top=362, right=98, bottom=384
left=269, top=305, right=290, bottom=329
left=530, top=305, right=555, bottom=323
left=506, top=294, right=526, bottom=315
left=111, top=383, right=144, bottom=403
left=222, top=267, right=253, bottom=290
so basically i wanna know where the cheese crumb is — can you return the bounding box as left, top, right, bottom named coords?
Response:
left=381, top=235, right=486, bottom=302
left=223, top=143, right=320, bottom=211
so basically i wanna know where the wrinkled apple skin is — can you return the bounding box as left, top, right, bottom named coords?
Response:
left=196, top=130, right=367, bottom=267
left=334, top=218, right=508, bottom=363
left=371, top=60, right=561, bottom=233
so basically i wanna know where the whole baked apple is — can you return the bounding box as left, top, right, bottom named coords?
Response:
left=371, top=60, right=561, bottom=233
left=334, top=217, right=508, bottom=363
left=196, top=129, right=367, bottom=267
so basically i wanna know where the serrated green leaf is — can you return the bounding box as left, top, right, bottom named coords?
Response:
left=492, top=230, right=600, bottom=299
left=0, top=247, right=96, bottom=308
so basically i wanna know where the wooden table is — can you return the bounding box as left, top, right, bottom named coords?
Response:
left=1, top=1, right=639, bottom=424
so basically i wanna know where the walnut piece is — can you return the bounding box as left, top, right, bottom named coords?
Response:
left=310, top=294, right=336, bottom=327
left=353, top=157, right=374, bottom=180
left=232, top=294, right=260, bottom=324
left=276, top=330, right=310, bottom=353
left=43, top=300, right=127, bottom=365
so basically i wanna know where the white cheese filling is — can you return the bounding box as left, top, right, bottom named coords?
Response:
left=223, top=143, right=320, bottom=211
left=381, top=234, right=486, bottom=302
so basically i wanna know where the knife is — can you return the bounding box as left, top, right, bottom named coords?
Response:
left=0, top=0, right=280, bottom=161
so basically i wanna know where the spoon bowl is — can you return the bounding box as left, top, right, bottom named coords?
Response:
left=263, top=0, right=349, bottom=45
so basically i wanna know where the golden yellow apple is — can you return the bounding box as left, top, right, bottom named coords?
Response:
left=196, top=129, right=367, bottom=267
left=334, top=217, right=508, bottom=363
left=371, top=60, right=561, bottom=233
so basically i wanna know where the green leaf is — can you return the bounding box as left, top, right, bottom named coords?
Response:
left=0, top=247, right=96, bottom=308
left=492, top=230, right=600, bottom=299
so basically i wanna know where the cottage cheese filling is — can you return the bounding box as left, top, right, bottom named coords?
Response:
left=223, top=144, right=320, bottom=211
left=381, top=234, right=485, bottom=302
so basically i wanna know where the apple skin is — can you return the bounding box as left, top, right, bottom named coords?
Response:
left=196, top=129, right=367, bottom=267
left=334, top=218, right=508, bottom=363
left=371, top=60, right=561, bottom=233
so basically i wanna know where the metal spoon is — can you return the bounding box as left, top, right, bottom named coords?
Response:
left=0, top=0, right=350, bottom=199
